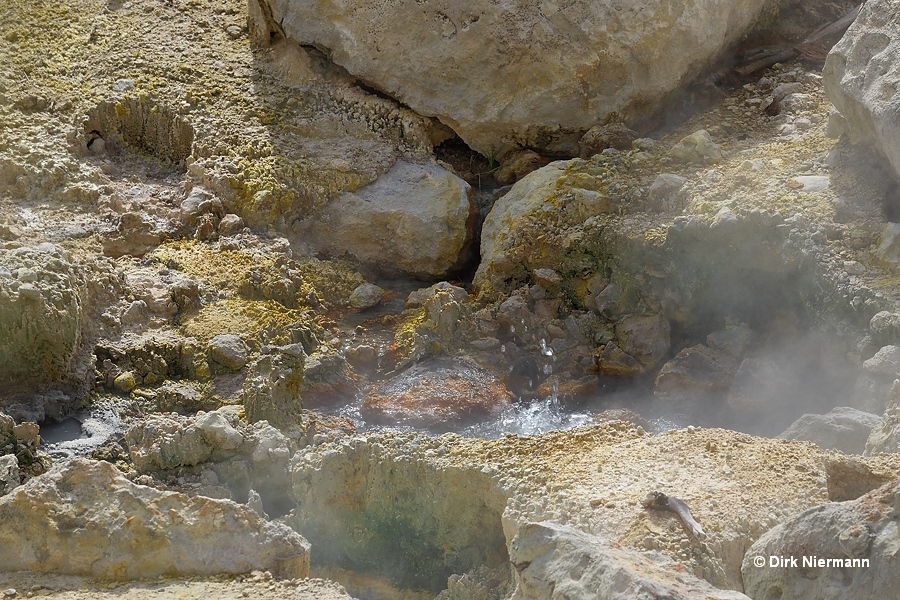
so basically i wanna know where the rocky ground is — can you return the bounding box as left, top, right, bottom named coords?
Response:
left=3, top=0, right=900, bottom=598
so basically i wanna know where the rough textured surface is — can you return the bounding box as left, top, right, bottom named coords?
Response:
left=0, top=573, right=352, bottom=600
left=242, top=344, right=305, bottom=428
left=300, top=160, right=476, bottom=279
left=742, top=480, right=900, bottom=600
left=0, top=245, right=89, bottom=385
left=264, top=0, right=772, bottom=155
left=824, top=0, right=900, bottom=180
left=777, top=406, right=882, bottom=454
left=507, top=521, right=749, bottom=600
left=361, top=358, right=512, bottom=430
left=0, top=459, right=310, bottom=579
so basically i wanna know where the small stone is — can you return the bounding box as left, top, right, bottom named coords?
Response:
left=209, top=334, right=249, bottom=370
left=218, top=213, right=244, bottom=236
left=670, top=129, right=722, bottom=164
left=349, top=283, right=384, bottom=309
left=112, top=78, right=134, bottom=92
left=3, top=589, right=15, bottom=598
left=226, top=25, right=243, bottom=39
left=113, top=371, right=137, bottom=392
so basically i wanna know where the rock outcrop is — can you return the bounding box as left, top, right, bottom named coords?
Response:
left=507, top=521, right=749, bottom=600
left=0, top=458, right=310, bottom=579
left=0, top=245, right=89, bottom=385
left=742, top=481, right=900, bottom=600
left=778, top=407, right=882, bottom=454
left=824, top=0, right=900, bottom=180
left=300, top=160, right=476, bottom=279
left=261, top=0, right=773, bottom=155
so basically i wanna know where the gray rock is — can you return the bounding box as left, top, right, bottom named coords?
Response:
left=349, top=282, right=384, bottom=309
left=777, top=407, right=882, bottom=454
left=303, top=160, right=475, bottom=279
left=196, top=409, right=244, bottom=451
left=0, top=458, right=309, bottom=579
left=615, top=314, right=671, bottom=370
left=125, top=413, right=215, bottom=471
left=865, top=379, right=900, bottom=455
left=264, top=0, right=772, bottom=155
left=242, top=345, right=305, bottom=429
left=706, top=322, right=752, bottom=358
left=648, top=173, right=687, bottom=210
left=208, top=334, right=249, bottom=370
left=863, top=345, right=900, bottom=376
left=742, top=480, right=900, bottom=600
left=508, top=521, right=749, bottom=600
left=0, top=455, right=19, bottom=496
left=876, top=223, right=900, bottom=267
left=870, top=311, right=900, bottom=345
left=824, top=0, right=900, bottom=181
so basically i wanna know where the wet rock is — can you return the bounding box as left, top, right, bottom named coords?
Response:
left=596, top=342, right=643, bottom=377
left=508, top=521, right=749, bottom=600
left=743, top=480, right=900, bottom=600
left=349, top=282, right=384, bottom=309
left=345, top=344, right=378, bottom=368
left=208, top=334, right=250, bottom=370
left=670, top=129, right=723, bottom=164
left=303, top=160, right=476, bottom=279
left=242, top=344, right=305, bottom=429
left=362, top=358, right=512, bottom=429
left=495, top=150, right=543, bottom=185
left=301, top=349, right=359, bottom=408
left=654, top=344, right=737, bottom=397
left=0, top=458, right=310, bottom=579
left=265, top=0, right=772, bottom=155
left=824, top=0, right=900, bottom=181
left=778, top=407, right=882, bottom=454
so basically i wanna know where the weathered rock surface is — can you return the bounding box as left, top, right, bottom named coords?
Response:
left=777, top=407, right=882, bottom=454
left=361, top=358, right=512, bottom=429
left=507, top=521, right=749, bottom=600
left=208, top=333, right=250, bottom=370
left=824, top=0, right=900, bottom=180
left=263, top=0, right=772, bottom=155
left=865, top=379, right=900, bottom=455
left=0, top=459, right=310, bottom=579
left=742, top=481, right=900, bottom=600
left=655, top=344, right=736, bottom=397
left=0, top=245, right=89, bottom=385
left=242, top=344, right=305, bottom=428
left=301, top=160, right=476, bottom=279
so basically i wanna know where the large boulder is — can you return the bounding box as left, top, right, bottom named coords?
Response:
left=824, top=0, right=900, bottom=180
left=508, top=521, right=749, bottom=600
left=301, top=160, right=476, bottom=279
left=777, top=407, right=882, bottom=455
left=0, top=458, right=310, bottom=579
left=262, top=0, right=772, bottom=155
left=742, top=481, right=900, bottom=600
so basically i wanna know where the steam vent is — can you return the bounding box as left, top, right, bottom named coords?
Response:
left=4, top=0, right=900, bottom=598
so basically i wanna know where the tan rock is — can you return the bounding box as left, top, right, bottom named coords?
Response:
left=0, top=459, right=310, bottom=579
left=263, top=0, right=772, bottom=155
